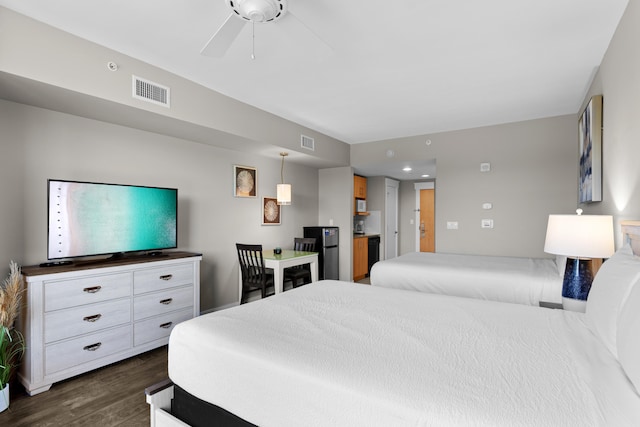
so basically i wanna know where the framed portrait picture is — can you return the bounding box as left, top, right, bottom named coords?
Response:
left=262, top=196, right=281, bottom=225
left=233, top=165, right=257, bottom=198
left=578, top=95, right=603, bottom=203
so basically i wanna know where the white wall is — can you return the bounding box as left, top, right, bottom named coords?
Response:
left=352, top=115, right=577, bottom=258
left=579, top=0, right=640, bottom=246
left=0, top=99, right=319, bottom=311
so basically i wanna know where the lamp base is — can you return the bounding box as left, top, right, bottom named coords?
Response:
left=561, top=257, right=593, bottom=312
left=562, top=297, right=587, bottom=313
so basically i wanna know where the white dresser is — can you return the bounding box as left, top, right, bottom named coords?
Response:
left=19, top=252, right=202, bottom=395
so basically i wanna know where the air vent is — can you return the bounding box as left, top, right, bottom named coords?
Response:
left=301, top=134, right=315, bottom=151
left=132, top=76, right=170, bottom=108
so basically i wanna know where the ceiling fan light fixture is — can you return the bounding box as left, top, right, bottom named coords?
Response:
left=227, top=0, right=287, bottom=23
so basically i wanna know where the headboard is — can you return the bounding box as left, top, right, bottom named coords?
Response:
left=620, top=220, right=640, bottom=256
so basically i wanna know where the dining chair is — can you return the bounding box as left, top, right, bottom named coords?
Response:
left=284, top=237, right=317, bottom=288
left=236, top=243, right=275, bottom=304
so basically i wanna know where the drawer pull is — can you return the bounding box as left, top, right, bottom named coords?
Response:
left=83, top=342, right=102, bottom=352
left=159, top=298, right=173, bottom=305
left=159, top=274, right=173, bottom=281
left=83, top=286, right=102, bottom=294
left=83, top=314, right=102, bottom=322
left=160, top=322, right=173, bottom=329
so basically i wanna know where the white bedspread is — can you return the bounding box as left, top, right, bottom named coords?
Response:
left=370, top=252, right=561, bottom=305
left=169, top=281, right=640, bottom=427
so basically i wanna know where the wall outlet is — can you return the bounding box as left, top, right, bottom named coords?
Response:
left=481, top=219, right=494, bottom=229
left=482, top=203, right=492, bottom=210
left=480, top=162, right=491, bottom=172
left=447, top=221, right=459, bottom=230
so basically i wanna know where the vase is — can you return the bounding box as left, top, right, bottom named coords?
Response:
left=0, top=384, right=8, bottom=412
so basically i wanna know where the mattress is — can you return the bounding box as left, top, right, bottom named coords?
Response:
left=168, top=281, right=640, bottom=427
left=369, top=252, right=562, bottom=305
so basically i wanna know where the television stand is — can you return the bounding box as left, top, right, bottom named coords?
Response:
left=18, top=251, right=202, bottom=395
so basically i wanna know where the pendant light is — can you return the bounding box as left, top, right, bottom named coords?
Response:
left=277, top=152, right=291, bottom=205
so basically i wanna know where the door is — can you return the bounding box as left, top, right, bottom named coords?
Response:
left=385, top=179, right=399, bottom=259
left=419, top=189, right=435, bottom=252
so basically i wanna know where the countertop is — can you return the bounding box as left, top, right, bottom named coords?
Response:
left=353, top=233, right=380, bottom=238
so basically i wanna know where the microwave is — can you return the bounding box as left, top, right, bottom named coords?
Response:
left=356, top=199, right=367, bottom=212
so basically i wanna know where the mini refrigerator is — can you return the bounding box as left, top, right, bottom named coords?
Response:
left=303, top=226, right=339, bottom=280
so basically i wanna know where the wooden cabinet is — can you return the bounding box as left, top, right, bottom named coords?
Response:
left=19, top=252, right=201, bottom=395
left=354, top=175, right=367, bottom=199
left=354, top=175, right=367, bottom=214
left=353, top=236, right=369, bottom=281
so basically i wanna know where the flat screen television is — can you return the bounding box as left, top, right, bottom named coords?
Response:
left=47, top=179, right=178, bottom=260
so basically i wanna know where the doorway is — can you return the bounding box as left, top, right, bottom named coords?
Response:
left=385, top=178, right=399, bottom=259
left=414, top=182, right=435, bottom=252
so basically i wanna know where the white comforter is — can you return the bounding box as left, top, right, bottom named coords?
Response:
left=169, top=281, right=640, bottom=427
left=370, top=252, right=561, bottom=305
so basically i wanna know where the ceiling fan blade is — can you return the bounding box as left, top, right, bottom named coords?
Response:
left=280, top=11, right=332, bottom=57
left=201, top=14, right=246, bottom=57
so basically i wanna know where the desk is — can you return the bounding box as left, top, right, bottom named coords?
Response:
left=238, top=250, right=319, bottom=302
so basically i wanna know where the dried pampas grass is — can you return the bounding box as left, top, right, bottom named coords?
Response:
left=0, top=261, right=23, bottom=329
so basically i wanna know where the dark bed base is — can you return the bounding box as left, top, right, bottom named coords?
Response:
left=172, top=384, right=257, bottom=427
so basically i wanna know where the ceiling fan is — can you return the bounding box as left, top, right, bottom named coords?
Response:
left=201, top=0, right=330, bottom=58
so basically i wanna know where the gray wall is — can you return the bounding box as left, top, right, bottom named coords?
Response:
left=352, top=115, right=578, bottom=258
left=0, top=99, right=320, bottom=311
left=318, top=167, right=353, bottom=281
left=579, top=0, right=640, bottom=246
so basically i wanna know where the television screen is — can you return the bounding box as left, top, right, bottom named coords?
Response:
left=48, top=179, right=177, bottom=260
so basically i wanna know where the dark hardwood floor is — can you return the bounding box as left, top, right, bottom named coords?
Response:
left=0, top=346, right=168, bottom=426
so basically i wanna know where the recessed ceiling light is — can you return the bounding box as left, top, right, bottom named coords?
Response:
left=403, top=167, right=412, bottom=172
left=421, top=174, right=430, bottom=178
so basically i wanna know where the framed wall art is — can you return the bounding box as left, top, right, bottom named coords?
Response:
left=578, top=95, right=603, bottom=203
left=233, top=165, right=257, bottom=198
left=262, top=196, right=281, bottom=225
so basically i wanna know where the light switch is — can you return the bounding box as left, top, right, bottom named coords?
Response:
left=482, top=203, right=492, bottom=210
left=481, top=219, right=494, bottom=229
left=480, top=162, right=491, bottom=172
left=447, top=221, right=459, bottom=230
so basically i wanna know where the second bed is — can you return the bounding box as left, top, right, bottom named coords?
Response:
left=369, top=251, right=563, bottom=305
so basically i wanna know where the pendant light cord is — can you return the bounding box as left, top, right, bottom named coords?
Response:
left=251, top=21, right=256, bottom=60
left=280, top=153, right=285, bottom=183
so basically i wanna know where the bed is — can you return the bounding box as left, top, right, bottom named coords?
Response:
left=369, top=252, right=564, bottom=305
left=147, top=222, right=640, bottom=427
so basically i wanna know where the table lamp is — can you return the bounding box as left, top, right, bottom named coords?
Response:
left=544, top=210, right=614, bottom=312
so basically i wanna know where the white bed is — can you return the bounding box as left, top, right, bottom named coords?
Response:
left=369, top=252, right=563, bottom=305
left=148, top=222, right=640, bottom=427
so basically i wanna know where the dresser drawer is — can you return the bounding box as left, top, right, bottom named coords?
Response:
left=134, top=264, right=193, bottom=295
left=44, top=273, right=132, bottom=312
left=44, top=299, right=131, bottom=344
left=134, top=308, right=193, bottom=346
left=134, top=285, right=193, bottom=321
left=45, top=325, right=132, bottom=375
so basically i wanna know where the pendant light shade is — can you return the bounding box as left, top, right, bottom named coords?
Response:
left=277, top=183, right=291, bottom=205
left=277, top=152, right=292, bottom=205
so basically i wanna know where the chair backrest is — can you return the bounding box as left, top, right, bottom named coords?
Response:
left=294, top=237, right=316, bottom=252
left=236, top=243, right=268, bottom=287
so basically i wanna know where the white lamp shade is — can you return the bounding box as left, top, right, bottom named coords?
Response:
left=277, top=183, right=291, bottom=205
left=544, top=214, right=614, bottom=258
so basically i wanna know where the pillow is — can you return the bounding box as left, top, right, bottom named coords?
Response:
left=585, top=244, right=640, bottom=357
left=555, top=255, right=567, bottom=277
left=617, top=279, right=640, bottom=394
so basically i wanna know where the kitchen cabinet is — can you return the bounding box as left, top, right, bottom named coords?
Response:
left=353, top=236, right=368, bottom=281
left=354, top=175, right=367, bottom=199
left=354, top=175, right=367, bottom=215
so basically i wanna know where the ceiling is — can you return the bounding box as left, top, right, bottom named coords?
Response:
left=0, top=0, right=628, bottom=149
